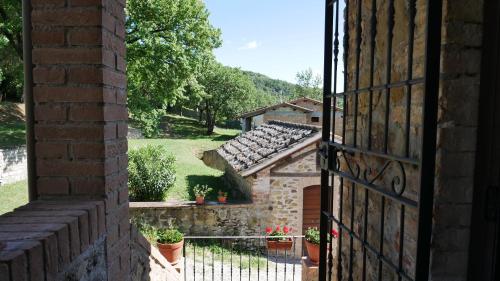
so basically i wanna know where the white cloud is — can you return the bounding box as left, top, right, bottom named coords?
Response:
left=238, top=40, right=261, bottom=50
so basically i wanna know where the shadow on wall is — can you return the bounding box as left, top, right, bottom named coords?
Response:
left=186, top=175, right=246, bottom=201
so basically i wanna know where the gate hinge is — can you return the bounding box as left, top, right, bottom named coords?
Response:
left=319, top=141, right=336, bottom=171
left=485, top=185, right=500, bottom=221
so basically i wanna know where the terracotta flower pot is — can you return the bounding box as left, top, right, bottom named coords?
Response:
left=157, top=239, right=184, bottom=263
left=195, top=196, right=205, bottom=205
left=267, top=239, right=293, bottom=251
left=305, top=240, right=320, bottom=264
left=217, top=196, right=227, bottom=204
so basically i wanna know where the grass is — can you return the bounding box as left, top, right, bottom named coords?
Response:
left=0, top=113, right=238, bottom=209
left=129, top=114, right=240, bottom=201
left=0, top=102, right=26, bottom=148
left=184, top=240, right=269, bottom=269
left=0, top=180, right=28, bottom=215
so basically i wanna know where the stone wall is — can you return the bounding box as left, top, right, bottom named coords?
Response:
left=337, top=0, right=484, bottom=280
left=131, top=141, right=322, bottom=240
left=0, top=146, right=27, bottom=185
left=130, top=202, right=262, bottom=236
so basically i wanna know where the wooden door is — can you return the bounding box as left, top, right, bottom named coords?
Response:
left=303, top=185, right=321, bottom=233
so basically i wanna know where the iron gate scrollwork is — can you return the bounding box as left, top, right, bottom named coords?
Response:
left=319, top=0, right=442, bottom=280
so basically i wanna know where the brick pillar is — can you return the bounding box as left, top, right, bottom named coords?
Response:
left=30, top=0, right=129, bottom=279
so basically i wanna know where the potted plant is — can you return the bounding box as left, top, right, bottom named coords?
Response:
left=304, top=227, right=339, bottom=264
left=217, top=191, right=228, bottom=203
left=156, top=227, right=184, bottom=263
left=193, top=184, right=212, bottom=205
left=265, top=225, right=293, bottom=251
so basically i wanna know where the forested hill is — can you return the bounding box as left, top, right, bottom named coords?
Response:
left=242, top=71, right=296, bottom=100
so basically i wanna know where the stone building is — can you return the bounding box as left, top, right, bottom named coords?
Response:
left=208, top=120, right=323, bottom=236
left=239, top=97, right=343, bottom=133
left=0, top=0, right=499, bottom=280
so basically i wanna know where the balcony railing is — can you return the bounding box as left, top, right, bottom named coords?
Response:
left=182, top=235, right=306, bottom=281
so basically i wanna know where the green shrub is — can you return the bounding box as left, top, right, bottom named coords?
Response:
left=157, top=228, right=184, bottom=244
left=193, top=184, right=212, bottom=197
left=305, top=227, right=320, bottom=245
left=128, top=145, right=176, bottom=201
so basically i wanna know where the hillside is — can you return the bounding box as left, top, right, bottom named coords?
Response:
left=242, top=70, right=296, bottom=101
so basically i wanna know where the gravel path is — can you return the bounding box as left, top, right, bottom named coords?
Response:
left=183, top=256, right=302, bottom=281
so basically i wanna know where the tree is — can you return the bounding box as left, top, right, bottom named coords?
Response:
left=0, top=0, right=23, bottom=102
left=126, top=0, right=221, bottom=136
left=294, top=68, right=322, bottom=100
left=199, top=63, right=257, bottom=134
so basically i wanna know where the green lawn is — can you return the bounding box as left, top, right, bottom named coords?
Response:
left=0, top=114, right=239, bottom=211
left=129, top=114, right=240, bottom=201
left=0, top=102, right=26, bottom=148
left=0, top=180, right=28, bottom=215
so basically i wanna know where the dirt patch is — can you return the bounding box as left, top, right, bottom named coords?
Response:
left=0, top=103, right=25, bottom=123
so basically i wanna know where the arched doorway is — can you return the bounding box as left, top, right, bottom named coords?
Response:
left=303, top=185, right=321, bottom=233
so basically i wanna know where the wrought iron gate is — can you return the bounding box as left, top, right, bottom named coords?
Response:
left=319, top=0, right=442, bottom=280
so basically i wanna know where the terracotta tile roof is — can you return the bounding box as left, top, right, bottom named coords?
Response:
left=238, top=102, right=313, bottom=118
left=217, top=120, right=321, bottom=173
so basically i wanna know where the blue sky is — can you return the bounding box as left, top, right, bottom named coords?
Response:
left=204, top=0, right=328, bottom=84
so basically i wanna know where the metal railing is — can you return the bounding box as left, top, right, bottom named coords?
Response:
left=182, top=235, right=306, bottom=281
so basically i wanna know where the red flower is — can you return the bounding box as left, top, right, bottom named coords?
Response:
left=276, top=225, right=281, bottom=232
left=331, top=229, right=339, bottom=238
left=265, top=227, right=272, bottom=234
left=283, top=226, right=289, bottom=234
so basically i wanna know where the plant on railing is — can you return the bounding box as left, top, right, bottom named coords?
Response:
left=265, top=225, right=293, bottom=251
left=217, top=190, right=228, bottom=204
left=193, top=184, right=212, bottom=205
left=128, top=145, right=176, bottom=201
left=156, top=218, right=185, bottom=263
left=304, top=227, right=339, bottom=264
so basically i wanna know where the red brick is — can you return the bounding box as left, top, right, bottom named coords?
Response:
left=103, top=49, right=115, bottom=68
left=102, top=11, right=116, bottom=33
left=33, top=67, right=65, bottom=84
left=7, top=210, right=86, bottom=259
left=117, top=155, right=127, bottom=171
left=32, top=30, right=65, bottom=46
left=67, top=66, right=103, bottom=84
left=32, top=0, right=65, bottom=8
left=116, top=89, right=126, bottom=105
left=103, top=31, right=125, bottom=56
left=36, top=160, right=105, bottom=177
left=103, top=68, right=126, bottom=88
left=34, top=104, right=67, bottom=121
left=72, top=143, right=105, bottom=158
left=118, top=187, right=128, bottom=205
left=115, top=21, right=125, bottom=40
left=116, top=55, right=126, bottom=72
left=33, top=48, right=102, bottom=65
left=26, top=243, right=44, bottom=281
left=35, top=124, right=115, bottom=140
left=70, top=177, right=105, bottom=195
left=37, top=177, right=70, bottom=195
left=70, top=0, right=103, bottom=7
left=104, top=105, right=128, bottom=121
left=33, top=86, right=115, bottom=103
left=0, top=263, right=10, bottom=281
left=105, top=158, right=119, bottom=175
left=32, top=9, right=101, bottom=27
left=35, top=142, right=68, bottom=159
left=69, top=105, right=104, bottom=121
left=0, top=216, right=81, bottom=261
left=117, top=122, right=127, bottom=138
left=68, top=28, right=102, bottom=45
left=0, top=251, right=27, bottom=281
